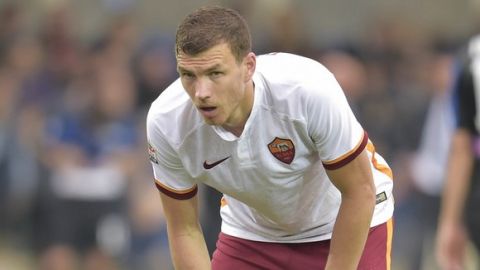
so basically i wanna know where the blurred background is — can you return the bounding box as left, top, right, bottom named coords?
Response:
left=0, top=0, right=479, bottom=269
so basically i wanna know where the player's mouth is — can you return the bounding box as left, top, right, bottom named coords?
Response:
left=199, top=106, right=218, bottom=118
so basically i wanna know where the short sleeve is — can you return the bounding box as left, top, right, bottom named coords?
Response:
left=454, top=63, right=477, bottom=134
left=146, top=114, right=197, bottom=199
left=306, top=72, right=367, bottom=169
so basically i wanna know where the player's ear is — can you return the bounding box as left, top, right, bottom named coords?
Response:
left=243, top=52, right=256, bottom=82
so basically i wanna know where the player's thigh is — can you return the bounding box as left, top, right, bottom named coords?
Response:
left=211, top=233, right=330, bottom=270
left=211, top=233, right=288, bottom=270
left=358, top=219, right=394, bottom=270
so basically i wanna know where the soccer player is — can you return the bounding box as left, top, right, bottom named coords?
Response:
left=146, top=6, right=394, bottom=269
left=436, top=34, right=480, bottom=270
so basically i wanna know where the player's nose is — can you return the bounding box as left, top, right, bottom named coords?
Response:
left=194, top=78, right=211, bottom=100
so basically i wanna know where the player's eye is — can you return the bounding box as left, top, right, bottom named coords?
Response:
left=181, top=72, right=195, bottom=79
left=209, top=71, right=223, bottom=78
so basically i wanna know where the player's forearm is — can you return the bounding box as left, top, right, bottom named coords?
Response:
left=167, top=225, right=211, bottom=270
left=439, top=129, right=474, bottom=225
left=325, top=189, right=375, bottom=270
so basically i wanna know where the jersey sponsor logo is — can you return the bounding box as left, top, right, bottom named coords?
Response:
left=268, top=137, right=295, bottom=164
left=148, top=142, right=159, bottom=164
left=203, top=156, right=230, bottom=169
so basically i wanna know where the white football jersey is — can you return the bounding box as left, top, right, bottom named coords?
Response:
left=147, top=53, right=394, bottom=243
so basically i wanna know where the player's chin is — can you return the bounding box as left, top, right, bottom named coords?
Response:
left=203, top=117, right=223, bottom=126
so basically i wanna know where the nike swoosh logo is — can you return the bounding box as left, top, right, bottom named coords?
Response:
left=203, top=156, right=230, bottom=169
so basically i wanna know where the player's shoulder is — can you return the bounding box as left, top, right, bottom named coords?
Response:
left=256, top=52, right=331, bottom=78
left=255, top=52, right=337, bottom=101
left=257, top=52, right=317, bottom=64
left=146, top=79, right=200, bottom=137
left=255, top=52, right=335, bottom=93
left=148, top=79, right=189, bottom=118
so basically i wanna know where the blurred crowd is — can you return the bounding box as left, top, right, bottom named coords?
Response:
left=0, top=1, right=478, bottom=270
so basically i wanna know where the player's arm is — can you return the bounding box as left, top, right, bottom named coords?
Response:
left=324, top=149, right=376, bottom=270
left=159, top=189, right=211, bottom=270
left=436, top=128, right=473, bottom=270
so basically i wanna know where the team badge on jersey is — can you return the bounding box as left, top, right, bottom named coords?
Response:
left=148, top=142, right=159, bottom=164
left=268, top=137, right=295, bottom=164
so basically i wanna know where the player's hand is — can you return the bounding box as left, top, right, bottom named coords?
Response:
left=435, top=221, right=467, bottom=270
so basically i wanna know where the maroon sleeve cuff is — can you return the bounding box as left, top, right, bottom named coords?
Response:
left=323, top=131, right=369, bottom=170
left=155, top=181, right=198, bottom=200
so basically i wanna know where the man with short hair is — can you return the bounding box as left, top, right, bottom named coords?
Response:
left=147, top=6, right=394, bottom=269
left=436, top=35, right=480, bottom=270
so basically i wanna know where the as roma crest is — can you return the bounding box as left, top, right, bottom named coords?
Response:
left=268, top=137, right=295, bottom=164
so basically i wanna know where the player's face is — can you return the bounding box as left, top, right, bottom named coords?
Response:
left=177, top=42, right=256, bottom=133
